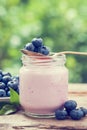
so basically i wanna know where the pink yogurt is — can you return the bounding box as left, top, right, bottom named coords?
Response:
left=19, top=54, right=68, bottom=117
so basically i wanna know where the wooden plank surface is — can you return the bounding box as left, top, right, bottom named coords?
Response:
left=0, top=84, right=87, bottom=130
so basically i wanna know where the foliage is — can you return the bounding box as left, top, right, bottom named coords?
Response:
left=0, top=0, right=87, bottom=82
left=0, top=88, right=20, bottom=115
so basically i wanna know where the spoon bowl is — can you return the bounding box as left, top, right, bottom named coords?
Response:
left=21, top=49, right=43, bottom=56
left=21, top=49, right=52, bottom=60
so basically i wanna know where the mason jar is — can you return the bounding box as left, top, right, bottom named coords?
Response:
left=19, top=54, right=68, bottom=118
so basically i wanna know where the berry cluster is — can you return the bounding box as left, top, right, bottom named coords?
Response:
left=55, top=100, right=87, bottom=120
left=0, top=70, right=19, bottom=97
left=24, top=38, right=49, bottom=55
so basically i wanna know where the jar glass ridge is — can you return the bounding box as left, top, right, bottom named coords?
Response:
left=21, top=54, right=66, bottom=66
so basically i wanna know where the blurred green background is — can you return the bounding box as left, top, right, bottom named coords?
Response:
left=0, top=0, right=87, bottom=83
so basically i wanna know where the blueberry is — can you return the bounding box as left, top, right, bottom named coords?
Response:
left=34, top=46, right=42, bottom=53
left=55, top=109, right=68, bottom=120
left=0, top=70, right=2, bottom=75
left=2, top=72, right=12, bottom=77
left=39, top=46, right=49, bottom=55
left=34, top=47, right=39, bottom=52
left=80, top=107, right=87, bottom=116
left=16, top=87, right=19, bottom=94
left=2, top=75, right=12, bottom=84
left=0, top=82, right=6, bottom=89
left=7, top=81, right=18, bottom=90
left=0, top=89, right=6, bottom=97
left=70, top=109, right=84, bottom=120
left=0, top=74, right=2, bottom=81
left=12, top=76, right=19, bottom=84
left=5, top=87, right=9, bottom=92
left=6, top=91, right=10, bottom=97
left=64, top=100, right=77, bottom=112
left=32, top=38, right=43, bottom=47
left=33, top=46, right=42, bottom=53
left=25, top=43, right=35, bottom=51
left=14, top=76, right=19, bottom=81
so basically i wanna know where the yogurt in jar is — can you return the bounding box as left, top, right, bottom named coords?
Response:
left=19, top=54, right=68, bottom=117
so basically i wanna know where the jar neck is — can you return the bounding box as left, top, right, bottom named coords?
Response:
left=21, top=54, right=66, bottom=67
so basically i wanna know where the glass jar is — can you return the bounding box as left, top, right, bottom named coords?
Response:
left=19, top=54, right=68, bottom=118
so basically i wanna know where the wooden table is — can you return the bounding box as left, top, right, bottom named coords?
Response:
left=0, top=84, right=87, bottom=130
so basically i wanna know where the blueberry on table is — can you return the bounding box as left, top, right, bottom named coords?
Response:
left=0, top=82, right=6, bottom=89
left=64, top=100, right=77, bottom=112
left=0, top=74, right=2, bottom=81
left=55, top=109, right=68, bottom=120
left=5, top=87, right=9, bottom=92
left=0, top=70, right=19, bottom=97
left=25, top=43, right=35, bottom=51
left=6, top=91, right=10, bottom=97
left=7, top=81, right=18, bottom=90
left=12, top=76, right=19, bottom=84
left=13, top=76, right=19, bottom=81
left=32, top=38, right=43, bottom=47
left=2, top=75, right=12, bottom=84
left=80, top=107, right=87, bottom=117
left=0, top=89, right=6, bottom=97
left=2, top=72, right=12, bottom=77
left=69, top=109, right=84, bottom=120
left=16, top=87, right=19, bottom=94
left=0, top=70, right=2, bottom=75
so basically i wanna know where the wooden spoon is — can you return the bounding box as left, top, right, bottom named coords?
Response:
left=21, top=49, right=50, bottom=60
left=21, top=49, right=87, bottom=59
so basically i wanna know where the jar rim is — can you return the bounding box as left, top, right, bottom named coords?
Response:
left=21, top=52, right=66, bottom=66
left=22, top=52, right=66, bottom=59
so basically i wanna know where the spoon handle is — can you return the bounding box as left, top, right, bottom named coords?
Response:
left=54, top=51, right=87, bottom=56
